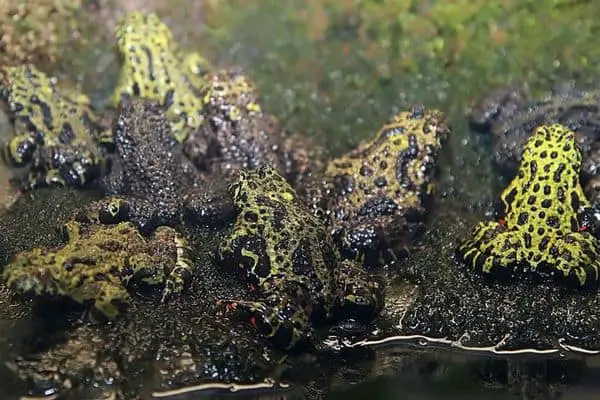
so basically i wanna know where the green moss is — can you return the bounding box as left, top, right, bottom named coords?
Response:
left=0, top=0, right=82, bottom=68
left=200, top=0, right=600, bottom=152
left=305, top=0, right=600, bottom=85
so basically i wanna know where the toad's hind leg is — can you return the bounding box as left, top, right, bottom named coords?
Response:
left=548, top=233, right=600, bottom=287
left=220, top=295, right=311, bottom=350
left=457, top=221, right=520, bottom=274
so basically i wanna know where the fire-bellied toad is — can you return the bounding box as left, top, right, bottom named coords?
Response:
left=0, top=64, right=113, bottom=189
left=94, top=97, right=233, bottom=234
left=457, top=124, right=600, bottom=287
left=2, top=218, right=193, bottom=318
left=305, top=105, right=450, bottom=268
left=112, top=11, right=210, bottom=143
left=218, top=165, right=384, bottom=349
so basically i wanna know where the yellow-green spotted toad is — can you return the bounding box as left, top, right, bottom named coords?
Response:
left=457, top=124, right=600, bottom=286
left=0, top=65, right=113, bottom=189
left=218, top=165, right=384, bottom=349
left=2, top=218, right=193, bottom=318
left=306, top=105, right=450, bottom=268
left=112, top=12, right=210, bottom=143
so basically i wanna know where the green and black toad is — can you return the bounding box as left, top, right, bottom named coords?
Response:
left=218, top=165, right=384, bottom=349
left=2, top=218, right=193, bottom=318
left=305, top=105, right=450, bottom=267
left=0, top=64, right=113, bottom=189
left=112, top=11, right=209, bottom=143
left=457, top=124, right=600, bottom=286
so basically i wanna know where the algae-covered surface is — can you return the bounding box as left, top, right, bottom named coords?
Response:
left=3, top=0, right=600, bottom=398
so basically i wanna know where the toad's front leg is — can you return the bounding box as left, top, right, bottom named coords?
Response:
left=144, top=226, right=194, bottom=303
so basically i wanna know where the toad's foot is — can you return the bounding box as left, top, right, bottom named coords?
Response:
left=457, top=221, right=519, bottom=274
left=218, top=296, right=311, bottom=350
left=335, top=260, right=385, bottom=320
